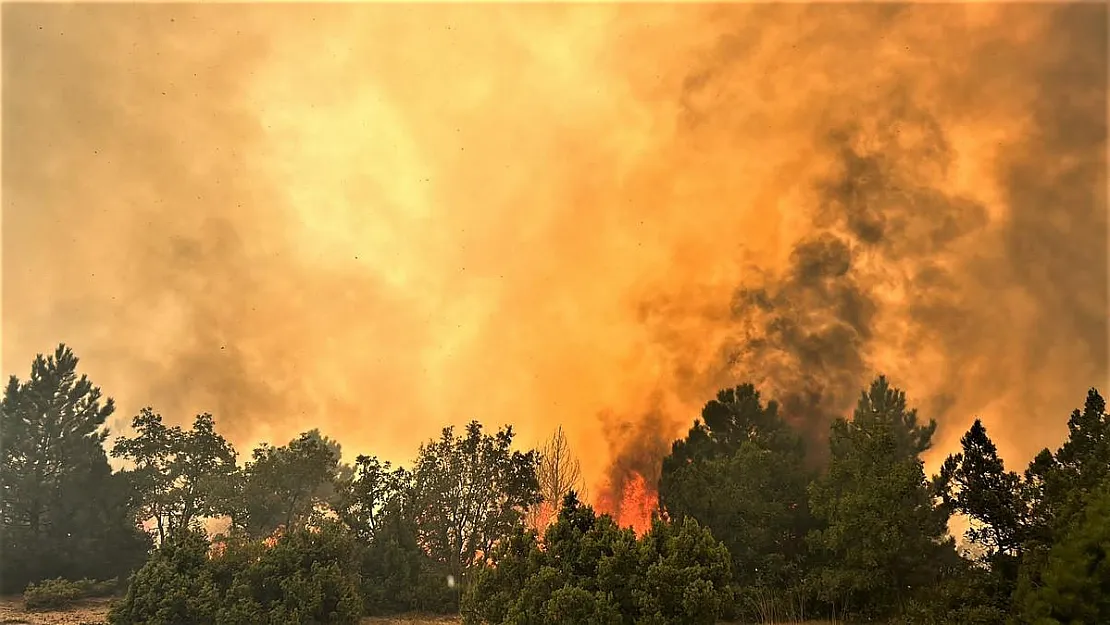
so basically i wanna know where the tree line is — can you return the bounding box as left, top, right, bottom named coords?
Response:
left=2, top=343, right=1107, bottom=624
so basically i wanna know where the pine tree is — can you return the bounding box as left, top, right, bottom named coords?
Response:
left=1, top=345, right=150, bottom=591
left=806, top=376, right=952, bottom=618
left=938, top=419, right=1027, bottom=563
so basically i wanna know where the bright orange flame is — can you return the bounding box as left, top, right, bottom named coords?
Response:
left=263, top=525, right=284, bottom=548
left=596, top=471, right=656, bottom=535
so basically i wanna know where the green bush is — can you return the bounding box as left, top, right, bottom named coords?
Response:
left=540, top=585, right=622, bottom=625
left=358, top=512, right=458, bottom=615
left=462, top=492, right=733, bottom=625
left=901, top=564, right=1008, bottom=625
left=219, top=521, right=361, bottom=624
left=109, top=523, right=363, bottom=625
left=23, top=577, right=119, bottom=610
left=108, top=529, right=220, bottom=625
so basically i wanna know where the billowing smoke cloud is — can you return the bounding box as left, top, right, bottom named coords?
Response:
left=597, top=3, right=1108, bottom=506
left=3, top=4, right=1106, bottom=517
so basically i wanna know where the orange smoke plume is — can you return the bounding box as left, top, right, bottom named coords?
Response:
left=3, top=3, right=1106, bottom=497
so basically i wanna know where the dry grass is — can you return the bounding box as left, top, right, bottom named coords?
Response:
left=0, top=598, right=467, bottom=625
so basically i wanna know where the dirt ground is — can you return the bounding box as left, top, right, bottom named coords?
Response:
left=0, top=596, right=112, bottom=625
left=0, top=597, right=463, bottom=625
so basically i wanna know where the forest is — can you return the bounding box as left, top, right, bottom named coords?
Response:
left=2, top=343, right=1108, bottom=625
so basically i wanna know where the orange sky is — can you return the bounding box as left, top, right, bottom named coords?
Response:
left=2, top=3, right=1107, bottom=506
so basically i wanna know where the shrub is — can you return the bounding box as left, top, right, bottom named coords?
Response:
left=540, top=585, right=622, bottom=625
left=901, top=564, right=1008, bottom=625
left=23, top=577, right=119, bottom=610
left=109, top=523, right=363, bottom=625
left=359, top=513, right=458, bottom=615
left=108, top=529, right=220, bottom=625
left=632, top=518, right=734, bottom=625
left=462, top=492, right=733, bottom=625
left=221, top=521, right=361, bottom=621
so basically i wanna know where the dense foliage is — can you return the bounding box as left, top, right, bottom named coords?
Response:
left=3, top=343, right=1108, bottom=624
left=659, top=385, right=814, bottom=595
left=109, top=523, right=364, bottom=625
left=462, top=492, right=734, bottom=625
left=0, top=346, right=151, bottom=593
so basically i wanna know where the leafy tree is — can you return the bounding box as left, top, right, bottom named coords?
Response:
left=659, top=385, right=813, bottom=591
left=304, top=429, right=356, bottom=509
left=806, top=376, right=952, bottom=619
left=937, top=419, right=1028, bottom=580
left=0, top=344, right=151, bottom=592
left=333, top=454, right=408, bottom=543
left=332, top=453, right=456, bottom=615
left=409, top=421, right=541, bottom=580
left=528, top=425, right=586, bottom=531
left=111, top=408, right=239, bottom=544
left=235, top=430, right=343, bottom=538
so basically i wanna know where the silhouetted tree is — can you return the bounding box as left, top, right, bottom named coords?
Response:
left=938, top=419, right=1028, bottom=573
left=528, top=426, right=586, bottom=531
left=334, top=454, right=409, bottom=543
left=0, top=345, right=150, bottom=592
left=409, top=421, right=541, bottom=581
left=234, top=430, right=343, bottom=538
left=112, top=409, right=239, bottom=544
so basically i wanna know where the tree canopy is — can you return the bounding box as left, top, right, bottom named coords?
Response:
left=409, top=421, right=541, bottom=579
left=659, top=385, right=813, bottom=594
left=4, top=344, right=1107, bottom=625
left=1, top=345, right=150, bottom=593
left=111, top=409, right=239, bottom=544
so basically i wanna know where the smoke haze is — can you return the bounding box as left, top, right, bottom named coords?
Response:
left=3, top=3, right=1107, bottom=511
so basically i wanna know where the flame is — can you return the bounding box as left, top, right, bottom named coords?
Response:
left=263, top=525, right=284, bottom=548
left=596, top=471, right=656, bottom=535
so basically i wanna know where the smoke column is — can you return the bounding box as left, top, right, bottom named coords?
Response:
left=3, top=3, right=1106, bottom=525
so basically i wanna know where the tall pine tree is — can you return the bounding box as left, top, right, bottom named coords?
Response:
left=1, top=345, right=150, bottom=591
left=806, top=376, right=952, bottom=618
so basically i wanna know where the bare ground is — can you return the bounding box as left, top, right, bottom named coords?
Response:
left=0, top=596, right=112, bottom=625
left=0, top=597, right=464, bottom=625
